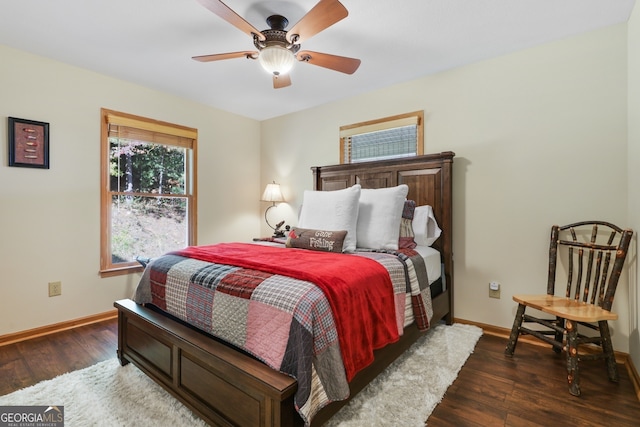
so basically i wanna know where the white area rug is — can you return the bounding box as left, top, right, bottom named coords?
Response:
left=325, top=323, right=483, bottom=426
left=0, top=323, right=482, bottom=427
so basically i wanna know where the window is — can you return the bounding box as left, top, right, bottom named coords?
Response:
left=100, top=109, right=197, bottom=276
left=340, top=111, right=424, bottom=163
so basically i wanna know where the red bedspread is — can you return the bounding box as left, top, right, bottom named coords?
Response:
left=174, top=243, right=399, bottom=380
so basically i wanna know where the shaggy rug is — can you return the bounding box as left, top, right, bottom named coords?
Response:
left=0, top=323, right=482, bottom=427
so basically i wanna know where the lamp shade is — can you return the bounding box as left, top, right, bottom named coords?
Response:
left=261, top=182, right=284, bottom=203
left=258, top=45, right=295, bottom=76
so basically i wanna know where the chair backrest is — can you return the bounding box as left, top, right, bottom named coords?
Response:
left=547, top=221, right=633, bottom=311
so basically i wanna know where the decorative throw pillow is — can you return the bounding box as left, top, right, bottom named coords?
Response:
left=413, top=205, right=442, bottom=246
left=286, top=228, right=348, bottom=253
left=399, top=200, right=417, bottom=249
left=356, top=184, right=409, bottom=250
left=298, top=184, right=361, bottom=252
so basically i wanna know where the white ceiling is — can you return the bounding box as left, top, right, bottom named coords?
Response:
left=0, top=0, right=635, bottom=121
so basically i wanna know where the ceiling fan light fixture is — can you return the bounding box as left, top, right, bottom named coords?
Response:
left=258, top=45, right=295, bottom=75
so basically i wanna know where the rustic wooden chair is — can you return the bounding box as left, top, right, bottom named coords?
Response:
left=504, top=221, right=633, bottom=396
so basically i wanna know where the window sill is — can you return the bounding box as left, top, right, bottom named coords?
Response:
left=99, top=264, right=143, bottom=278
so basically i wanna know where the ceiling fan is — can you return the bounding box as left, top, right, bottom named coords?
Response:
left=192, top=0, right=361, bottom=89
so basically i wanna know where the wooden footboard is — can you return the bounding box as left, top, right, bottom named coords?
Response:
left=115, top=299, right=299, bottom=427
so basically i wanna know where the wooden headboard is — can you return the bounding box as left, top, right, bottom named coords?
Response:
left=311, top=151, right=455, bottom=322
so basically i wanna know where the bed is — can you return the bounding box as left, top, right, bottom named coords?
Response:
left=114, top=151, right=455, bottom=426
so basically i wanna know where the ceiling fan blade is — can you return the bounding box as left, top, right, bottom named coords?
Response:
left=296, top=51, right=361, bottom=74
left=273, top=73, right=292, bottom=89
left=196, top=0, right=265, bottom=41
left=192, top=51, right=258, bottom=62
left=286, top=0, right=348, bottom=44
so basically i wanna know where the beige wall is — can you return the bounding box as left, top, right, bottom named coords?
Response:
left=261, top=24, right=632, bottom=351
left=628, top=5, right=640, bottom=368
left=0, top=45, right=261, bottom=336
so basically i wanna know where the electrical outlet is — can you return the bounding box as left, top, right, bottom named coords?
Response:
left=489, top=281, right=500, bottom=299
left=48, top=281, right=62, bottom=297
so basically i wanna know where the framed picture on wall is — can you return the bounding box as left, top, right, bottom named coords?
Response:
left=8, top=117, right=50, bottom=169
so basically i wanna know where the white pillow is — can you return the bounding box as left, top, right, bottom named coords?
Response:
left=356, top=185, right=409, bottom=250
left=413, top=205, right=442, bottom=246
left=298, top=184, right=361, bottom=252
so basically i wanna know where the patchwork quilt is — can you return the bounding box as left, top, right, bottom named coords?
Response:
left=133, top=243, right=433, bottom=425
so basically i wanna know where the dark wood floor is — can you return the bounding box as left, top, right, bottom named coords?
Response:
left=1, top=320, right=639, bottom=426
left=0, top=319, right=118, bottom=396
left=430, top=333, right=640, bottom=427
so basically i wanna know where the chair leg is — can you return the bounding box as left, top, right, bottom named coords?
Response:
left=553, top=316, right=565, bottom=354
left=599, top=320, right=619, bottom=383
left=505, top=304, right=526, bottom=357
left=566, top=320, right=580, bottom=396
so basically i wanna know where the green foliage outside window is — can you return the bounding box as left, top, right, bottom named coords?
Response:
left=109, top=138, right=188, bottom=263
